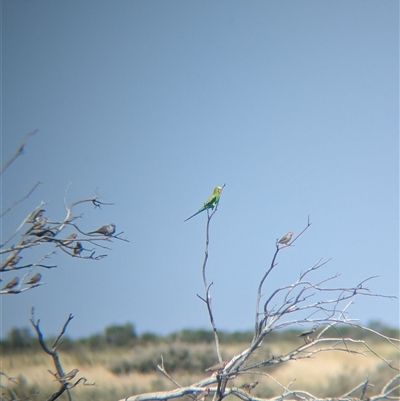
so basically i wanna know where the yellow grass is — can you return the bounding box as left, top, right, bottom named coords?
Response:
left=3, top=341, right=399, bottom=400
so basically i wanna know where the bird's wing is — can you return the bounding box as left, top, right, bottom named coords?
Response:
left=203, top=192, right=220, bottom=209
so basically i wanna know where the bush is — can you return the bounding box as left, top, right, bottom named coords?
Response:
left=108, top=342, right=219, bottom=375
left=104, top=323, right=137, bottom=347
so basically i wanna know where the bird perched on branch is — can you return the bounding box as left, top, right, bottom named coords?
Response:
left=27, top=209, right=45, bottom=223
left=194, top=387, right=210, bottom=400
left=26, top=273, right=42, bottom=285
left=88, top=224, right=116, bottom=236
left=1, top=253, right=22, bottom=270
left=25, top=217, right=49, bottom=235
left=184, top=186, right=223, bottom=222
left=7, top=255, right=22, bottom=268
left=58, top=233, right=78, bottom=247
left=240, top=381, right=259, bottom=393
left=298, top=324, right=318, bottom=343
left=30, top=228, right=58, bottom=240
left=204, top=361, right=228, bottom=373
left=73, top=241, right=83, bottom=256
left=3, top=277, right=19, bottom=290
left=56, top=368, right=79, bottom=382
left=278, top=231, right=294, bottom=245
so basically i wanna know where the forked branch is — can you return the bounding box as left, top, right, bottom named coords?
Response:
left=30, top=308, right=94, bottom=401
left=119, top=213, right=397, bottom=401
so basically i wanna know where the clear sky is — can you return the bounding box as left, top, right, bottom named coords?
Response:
left=1, top=1, right=399, bottom=339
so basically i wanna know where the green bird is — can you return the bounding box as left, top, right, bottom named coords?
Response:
left=184, top=186, right=222, bottom=222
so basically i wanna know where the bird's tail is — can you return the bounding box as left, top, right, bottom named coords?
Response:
left=184, top=207, right=207, bottom=222
left=184, top=211, right=200, bottom=222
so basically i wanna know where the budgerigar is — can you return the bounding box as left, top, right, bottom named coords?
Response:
left=184, top=186, right=222, bottom=222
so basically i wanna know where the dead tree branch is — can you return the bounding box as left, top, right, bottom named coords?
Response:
left=196, top=185, right=226, bottom=364
left=118, top=373, right=400, bottom=401
left=2, top=136, right=127, bottom=288
left=0, top=129, right=38, bottom=175
left=0, top=181, right=42, bottom=219
left=1, top=184, right=127, bottom=292
left=120, top=214, right=398, bottom=401
left=30, top=308, right=94, bottom=401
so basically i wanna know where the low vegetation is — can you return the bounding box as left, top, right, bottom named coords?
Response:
left=2, top=324, right=399, bottom=400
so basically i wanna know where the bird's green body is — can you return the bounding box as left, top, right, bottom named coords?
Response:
left=184, top=186, right=222, bottom=222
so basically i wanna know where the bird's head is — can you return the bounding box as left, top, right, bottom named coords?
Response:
left=214, top=186, right=222, bottom=194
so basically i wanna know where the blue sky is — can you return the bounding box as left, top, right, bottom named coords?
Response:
left=1, top=1, right=398, bottom=339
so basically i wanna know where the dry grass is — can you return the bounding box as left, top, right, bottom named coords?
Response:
left=3, top=340, right=399, bottom=400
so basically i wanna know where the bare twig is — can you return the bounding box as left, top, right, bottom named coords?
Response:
left=1, top=187, right=127, bottom=281
left=117, top=373, right=400, bottom=401
left=30, top=309, right=91, bottom=400
left=0, top=129, right=38, bottom=175
left=254, top=217, right=312, bottom=337
left=119, top=213, right=399, bottom=401
left=1, top=200, right=49, bottom=248
left=198, top=206, right=224, bottom=364
left=0, top=181, right=42, bottom=218
left=52, top=314, right=74, bottom=350
left=156, top=355, right=183, bottom=388
left=0, top=371, right=18, bottom=384
left=30, top=308, right=73, bottom=376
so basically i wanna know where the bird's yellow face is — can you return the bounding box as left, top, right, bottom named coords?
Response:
left=214, top=186, right=222, bottom=194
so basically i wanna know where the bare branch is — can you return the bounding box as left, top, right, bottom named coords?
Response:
left=0, top=181, right=42, bottom=218
left=254, top=217, right=312, bottom=338
left=30, top=309, right=90, bottom=400
left=52, top=314, right=74, bottom=350
left=1, top=200, right=49, bottom=248
left=0, top=129, right=38, bottom=175
left=156, top=355, right=183, bottom=388
left=341, top=378, right=372, bottom=398
left=30, top=308, right=73, bottom=376
left=118, top=374, right=399, bottom=401
left=1, top=185, right=127, bottom=281
left=0, top=252, right=57, bottom=294
left=200, top=209, right=223, bottom=364
left=118, top=210, right=398, bottom=401
left=0, top=371, right=18, bottom=384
